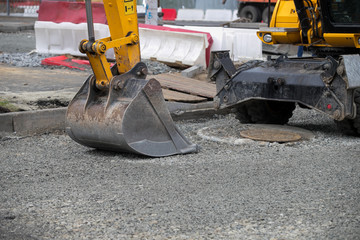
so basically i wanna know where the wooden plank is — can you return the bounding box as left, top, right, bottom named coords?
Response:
left=162, top=89, right=207, bottom=103
left=153, top=73, right=217, bottom=99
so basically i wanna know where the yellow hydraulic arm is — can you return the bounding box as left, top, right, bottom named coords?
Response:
left=79, top=0, right=140, bottom=90
left=66, top=0, right=198, bottom=157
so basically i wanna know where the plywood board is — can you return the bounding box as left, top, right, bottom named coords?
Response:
left=162, top=89, right=207, bottom=103
left=153, top=73, right=217, bottom=99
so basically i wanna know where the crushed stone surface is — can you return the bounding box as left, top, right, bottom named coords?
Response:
left=1, top=108, right=360, bottom=239
left=1, top=29, right=359, bottom=240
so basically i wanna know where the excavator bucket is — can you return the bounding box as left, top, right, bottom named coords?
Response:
left=66, top=62, right=198, bottom=157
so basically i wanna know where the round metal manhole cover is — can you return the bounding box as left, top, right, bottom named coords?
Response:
left=197, top=123, right=314, bottom=145
left=240, top=128, right=302, bottom=143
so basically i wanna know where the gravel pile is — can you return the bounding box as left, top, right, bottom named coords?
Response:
left=142, top=59, right=180, bottom=75
left=0, top=51, right=180, bottom=74
left=0, top=52, right=53, bottom=67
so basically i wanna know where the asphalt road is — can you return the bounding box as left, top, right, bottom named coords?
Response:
left=1, top=108, right=359, bottom=239
left=0, top=30, right=35, bottom=53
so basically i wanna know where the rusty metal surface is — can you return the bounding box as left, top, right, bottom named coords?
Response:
left=240, top=128, right=302, bottom=142
left=343, top=55, right=360, bottom=89
left=197, top=123, right=314, bottom=145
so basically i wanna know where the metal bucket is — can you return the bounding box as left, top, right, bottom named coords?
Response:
left=66, top=62, right=198, bottom=157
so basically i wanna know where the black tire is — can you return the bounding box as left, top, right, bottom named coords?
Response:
left=239, top=5, right=261, bottom=22
left=234, top=104, right=252, bottom=123
left=335, top=89, right=360, bottom=136
left=235, top=100, right=296, bottom=124
left=262, top=6, right=274, bottom=23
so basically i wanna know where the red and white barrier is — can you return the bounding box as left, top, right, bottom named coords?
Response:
left=35, top=1, right=113, bottom=58
left=35, top=21, right=113, bottom=58
left=164, top=25, right=263, bottom=61
left=35, top=1, right=262, bottom=69
left=35, top=1, right=212, bottom=67
left=138, top=24, right=212, bottom=67
left=37, top=1, right=107, bottom=24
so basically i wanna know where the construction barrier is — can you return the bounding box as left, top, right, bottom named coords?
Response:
left=162, top=8, right=177, bottom=21
left=204, top=9, right=232, bottom=21
left=35, top=22, right=212, bottom=68
left=35, top=1, right=213, bottom=67
left=35, top=1, right=261, bottom=68
left=164, top=25, right=263, bottom=61
left=176, top=9, right=239, bottom=21
left=138, top=24, right=212, bottom=68
left=176, top=9, right=205, bottom=21
left=34, top=22, right=104, bottom=54
left=37, top=1, right=107, bottom=24
left=222, top=28, right=262, bottom=61
left=35, top=1, right=112, bottom=57
left=35, top=21, right=113, bottom=58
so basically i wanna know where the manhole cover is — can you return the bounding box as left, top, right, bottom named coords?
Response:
left=197, top=123, right=314, bottom=145
left=240, top=128, right=302, bottom=142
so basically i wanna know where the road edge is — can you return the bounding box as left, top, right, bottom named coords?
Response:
left=0, top=102, right=229, bottom=136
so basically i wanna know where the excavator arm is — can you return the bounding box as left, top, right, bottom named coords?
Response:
left=65, top=0, right=198, bottom=157
left=79, top=0, right=140, bottom=89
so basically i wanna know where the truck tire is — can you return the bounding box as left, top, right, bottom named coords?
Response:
left=262, top=6, right=274, bottom=23
left=239, top=5, right=261, bottom=22
left=235, top=100, right=296, bottom=124
left=335, top=89, right=360, bottom=136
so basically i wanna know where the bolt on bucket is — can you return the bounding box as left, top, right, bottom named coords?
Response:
left=66, top=63, right=198, bottom=157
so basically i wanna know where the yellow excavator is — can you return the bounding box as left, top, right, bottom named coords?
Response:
left=65, top=0, right=198, bottom=157
left=210, top=0, right=360, bottom=135
left=67, top=0, right=359, bottom=156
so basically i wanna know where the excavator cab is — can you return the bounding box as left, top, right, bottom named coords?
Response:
left=66, top=0, right=198, bottom=157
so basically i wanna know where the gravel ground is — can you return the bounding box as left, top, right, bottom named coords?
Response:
left=1, top=107, right=359, bottom=239
left=1, top=29, right=359, bottom=239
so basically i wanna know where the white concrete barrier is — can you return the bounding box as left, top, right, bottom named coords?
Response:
left=164, top=25, right=263, bottom=62
left=232, top=10, right=239, bottom=21
left=139, top=27, right=208, bottom=67
left=222, top=28, right=263, bottom=61
left=35, top=21, right=210, bottom=67
left=176, top=9, right=204, bottom=21
left=204, top=9, right=232, bottom=21
left=35, top=21, right=115, bottom=59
